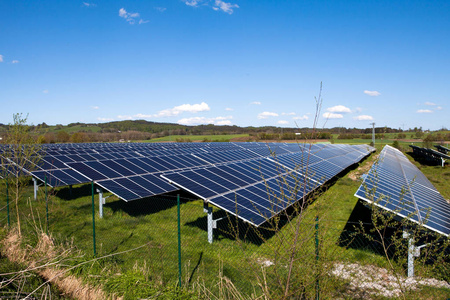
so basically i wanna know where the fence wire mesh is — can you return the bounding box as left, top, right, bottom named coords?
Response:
left=0, top=179, right=449, bottom=299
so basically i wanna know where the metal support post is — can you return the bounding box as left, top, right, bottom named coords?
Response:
left=33, top=178, right=38, bottom=200
left=97, top=188, right=104, bottom=218
left=403, top=229, right=415, bottom=277
left=207, top=205, right=213, bottom=244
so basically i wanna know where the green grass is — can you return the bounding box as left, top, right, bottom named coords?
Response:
left=1, top=146, right=449, bottom=298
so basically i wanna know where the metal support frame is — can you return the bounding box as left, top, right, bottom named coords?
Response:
left=96, top=188, right=107, bottom=218
left=32, top=178, right=43, bottom=200
left=402, top=229, right=428, bottom=277
left=204, top=202, right=227, bottom=244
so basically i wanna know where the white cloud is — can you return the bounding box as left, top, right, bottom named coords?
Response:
left=225, top=107, right=234, bottom=111
left=326, top=105, right=351, bottom=113
left=258, top=111, right=279, bottom=119
left=92, top=106, right=99, bottom=110
left=12, top=60, right=19, bottom=64
left=134, top=113, right=152, bottom=118
left=117, top=115, right=133, bottom=120
left=417, top=109, right=433, bottom=113
left=42, top=89, right=49, bottom=94
left=436, top=106, right=443, bottom=110
left=0, top=55, right=3, bottom=62
left=424, top=101, right=436, bottom=106
left=213, top=0, right=239, bottom=14
left=250, top=101, right=261, bottom=105
left=139, top=19, right=149, bottom=24
left=278, top=120, right=289, bottom=125
left=293, top=115, right=309, bottom=120
left=178, top=116, right=233, bottom=125
left=98, top=117, right=114, bottom=122
left=119, top=8, right=145, bottom=24
left=353, top=115, right=374, bottom=121
left=184, top=0, right=200, bottom=7
left=154, top=7, right=166, bottom=12
left=323, top=112, right=343, bottom=119
left=364, top=90, right=381, bottom=96
left=281, top=112, right=296, bottom=116
left=83, top=2, right=96, bottom=7
left=155, top=102, right=210, bottom=117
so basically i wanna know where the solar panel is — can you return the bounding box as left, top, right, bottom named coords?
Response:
left=163, top=144, right=374, bottom=226
left=355, top=145, right=450, bottom=236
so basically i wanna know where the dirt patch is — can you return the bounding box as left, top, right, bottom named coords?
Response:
left=1, top=230, right=113, bottom=300
left=348, top=154, right=379, bottom=181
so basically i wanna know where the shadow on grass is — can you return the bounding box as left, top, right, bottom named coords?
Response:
left=106, top=197, right=177, bottom=217
left=337, top=199, right=397, bottom=258
left=56, top=183, right=92, bottom=200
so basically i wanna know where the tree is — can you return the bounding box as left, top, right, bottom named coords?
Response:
left=1, top=113, right=42, bottom=236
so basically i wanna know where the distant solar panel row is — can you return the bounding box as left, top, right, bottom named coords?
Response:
left=355, top=145, right=450, bottom=236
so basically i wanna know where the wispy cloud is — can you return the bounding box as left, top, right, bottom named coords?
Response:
left=326, top=105, right=351, bottom=113
left=293, top=115, right=309, bottom=120
left=12, top=60, right=19, bottom=64
left=83, top=2, right=96, bottom=7
left=417, top=109, right=433, bottom=113
left=323, top=112, right=343, bottom=119
left=213, top=0, right=239, bottom=14
left=424, top=101, right=436, bottom=106
left=155, top=102, right=210, bottom=117
left=154, top=7, right=166, bottom=12
left=278, top=120, right=289, bottom=125
left=42, top=89, right=49, bottom=94
left=178, top=116, right=233, bottom=125
left=225, top=107, right=234, bottom=111
left=0, top=55, right=3, bottom=63
left=258, top=112, right=279, bottom=119
left=119, top=8, right=147, bottom=25
left=436, top=106, right=443, bottom=110
left=364, top=90, right=381, bottom=96
left=250, top=101, right=261, bottom=105
left=353, top=115, right=374, bottom=121
left=91, top=106, right=99, bottom=110
left=184, top=0, right=200, bottom=7
left=98, top=117, right=114, bottom=122
left=281, top=112, right=296, bottom=116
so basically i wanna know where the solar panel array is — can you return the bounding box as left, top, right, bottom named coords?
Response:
left=1, top=142, right=374, bottom=226
left=355, top=145, right=450, bottom=236
left=163, top=143, right=374, bottom=226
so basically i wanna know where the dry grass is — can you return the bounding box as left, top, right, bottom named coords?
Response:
left=1, top=229, right=114, bottom=300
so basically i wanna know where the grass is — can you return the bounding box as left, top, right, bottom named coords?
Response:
left=1, top=145, right=449, bottom=298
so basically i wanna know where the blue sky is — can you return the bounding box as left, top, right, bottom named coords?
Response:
left=1, top=0, right=449, bottom=130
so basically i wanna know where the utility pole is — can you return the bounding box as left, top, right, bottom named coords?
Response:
left=370, top=122, right=375, bottom=146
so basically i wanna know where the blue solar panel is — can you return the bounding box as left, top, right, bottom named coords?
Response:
left=355, top=145, right=450, bottom=236
left=163, top=144, right=374, bottom=226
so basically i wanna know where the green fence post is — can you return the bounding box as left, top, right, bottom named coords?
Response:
left=92, top=181, right=96, bottom=257
left=177, top=194, right=182, bottom=288
left=45, top=175, right=49, bottom=235
left=6, top=180, right=10, bottom=228
left=315, top=215, right=320, bottom=300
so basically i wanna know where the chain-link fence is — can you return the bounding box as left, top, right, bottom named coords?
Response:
left=1, top=179, right=449, bottom=299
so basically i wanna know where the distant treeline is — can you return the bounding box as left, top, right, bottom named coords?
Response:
left=0, top=120, right=448, bottom=143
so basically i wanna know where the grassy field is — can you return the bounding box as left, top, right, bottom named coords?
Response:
left=1, top=143, right=449, bottom=298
